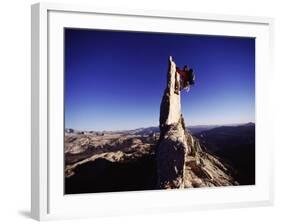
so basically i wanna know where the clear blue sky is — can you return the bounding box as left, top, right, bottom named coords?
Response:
left=65, top=29, right=255, bottom=131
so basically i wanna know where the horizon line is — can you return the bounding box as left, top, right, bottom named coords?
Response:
left=65, top=121, right=255, bottom=132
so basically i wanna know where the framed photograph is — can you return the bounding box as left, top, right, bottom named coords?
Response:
left=31, top=2, right=274, bottom=221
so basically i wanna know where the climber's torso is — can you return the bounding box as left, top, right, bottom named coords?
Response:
left=175, top=66, right=195, bottom=94
left=176, top=67, right=189, bottom=86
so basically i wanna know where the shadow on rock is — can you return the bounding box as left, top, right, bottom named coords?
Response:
left=65, top=154, right=157, bottom=194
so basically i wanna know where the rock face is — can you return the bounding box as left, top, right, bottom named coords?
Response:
left=157, top=56, right=237, bottom=189
left=184, top=133, right=237, bottom=187
left=157, top=56, right=190, bottom=188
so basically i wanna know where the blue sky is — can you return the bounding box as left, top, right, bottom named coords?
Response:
left=65, top=29, right=255, bottom=131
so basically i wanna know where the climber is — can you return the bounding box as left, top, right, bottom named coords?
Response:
left=175, top=65, right=195, bottom=94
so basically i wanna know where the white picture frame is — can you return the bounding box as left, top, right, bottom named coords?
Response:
left=31, top=2, right=274, bottom=221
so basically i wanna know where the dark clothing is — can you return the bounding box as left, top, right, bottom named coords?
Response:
left=176, top=67, right=189, bottom=89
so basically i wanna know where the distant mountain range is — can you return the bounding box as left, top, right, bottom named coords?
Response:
left=112, top=123, right=255, bottom=135
left=66, top=123, right=254, bottom=136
